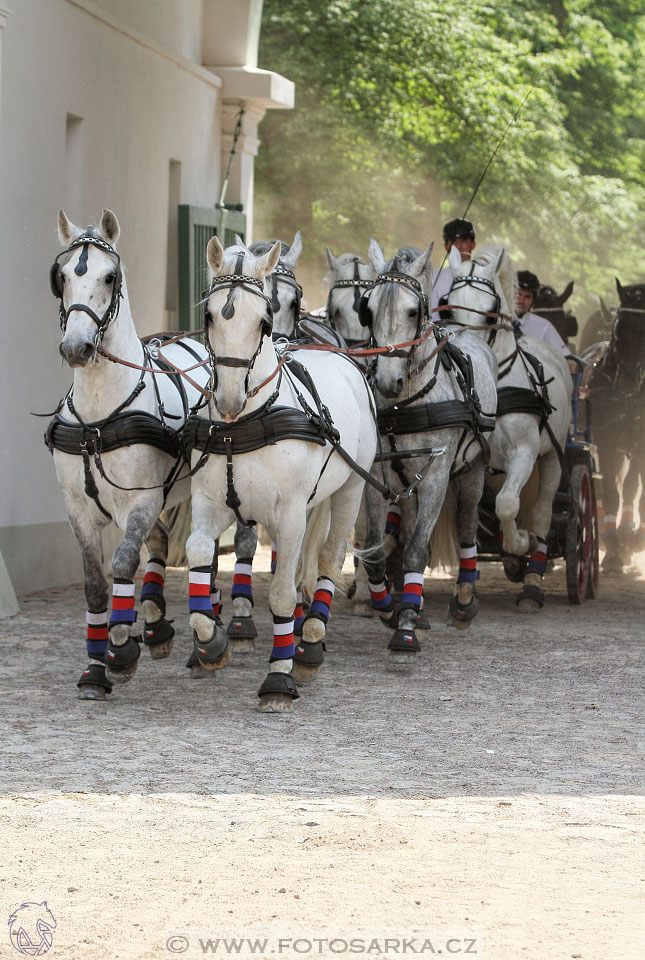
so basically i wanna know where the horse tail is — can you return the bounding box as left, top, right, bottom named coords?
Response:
left=517, top=464, right=539, bottom=528
left=428, top=482, right=460, bottom=572
left=296, top=501, right=333, bottom=598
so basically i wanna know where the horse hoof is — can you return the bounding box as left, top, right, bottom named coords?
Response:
left=195, top=644, right=230, bottom=672
left=601, top=556, right=623, bottom=574
left=230, top=637, right=256, bottom=654
left=185, top=650, right=214, bottom=679
left=350, top=600, right=374, bottom=618
left=292, top=662, right=322, bottom=685
left=516, top=583, right=544, bottom=613
left=193, top=624, right=230, bottom=670
left=77, top=684, right=107, bottom=701
left=257, top=693, right=294, bottom=713
left=502, top=556, right=526, bottom=583
left=388, top=649, right=417, bottom=663
left=449, top=594, right=479, bottom=630
left=148, top=640, right=173, bottom=659
left=105, top=661, right=138, bottom=683
left=105, top=635, right=141, bottom=682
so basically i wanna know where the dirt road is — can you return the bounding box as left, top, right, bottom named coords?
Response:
left=0, top=547, right=643, bottom=959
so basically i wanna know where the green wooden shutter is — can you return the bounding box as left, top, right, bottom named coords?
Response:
left=177, top=204, right=246, bottom=331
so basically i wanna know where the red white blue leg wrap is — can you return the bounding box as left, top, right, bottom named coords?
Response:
left=270, top=541, right=277, bottom=575
left=189, top=566, right=215, bottom=619
left=109, top=579, right=136, bottom=628
left=385, top=503, right=402, bottom=538
left=231, top=558, right=253, bottom=606
left=526, top=539, right=547, bottom=576
left=402, top=571, right=424, bottom=610
left=140, top=558, right=165, bottom=605
left=369, top=579, right=392, bottom=612
left=307, top=577, right=335, bottom=624
left=86, top=610, right=108, bottom=657
left=457, top=543, right=479, bottom=583
left=293, top=591, right=304, bottom=636
left=271, top=614, right=295, bottom=661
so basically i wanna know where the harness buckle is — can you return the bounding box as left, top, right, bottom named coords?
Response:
left=147, top=338, right=162, bottom=359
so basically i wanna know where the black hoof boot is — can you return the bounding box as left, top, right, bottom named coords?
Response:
left=193, top=623, right=230, bottom=671
left=143, top=617, right=175, bottom=659
left=185, top=649, right=212, bottom=679
left=257, top=671, right=299, bottom=713
left=105, top=636, right=141, bottom=683
left=516, top=583, right=544, bottom=611
left=77, top=661, right=113, bottom=700
left=387, top=627, right=420, bottom=662
left=449, top=593, right=479, bottom=629
left=292, top=639, right=325, bottom=685
left=502, top=556, right=527, bottom=583
left=226, top=615, right=257, bottom=653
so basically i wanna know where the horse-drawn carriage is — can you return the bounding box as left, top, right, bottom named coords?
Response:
left=477, top=362, right=601, bottom=605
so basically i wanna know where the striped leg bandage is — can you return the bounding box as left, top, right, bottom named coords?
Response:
left=189, top=566, right=215, bottom=619
left=140, top=557, right=165, bottom=604
left=457, top=543, right=479, bottom=583
left=308, top=577, right=335, bottom=624
left=86, top=610, right=108, bottom=657
left=271, top=614, right=294, bottom=661
left=110, top=579, right=136, bottom=627
left=369, top=579, right=392, bottom=613
left=402, top=571, right=424, bottom=610
left=270, top=542, right=277, bottom=575
left=385, top=503, right=402, bottom=538
left=526, top=539, right=547, bottom=576
left=293, top=592, right=304, bottom=636
left=231, top=558, right=254, bottom=606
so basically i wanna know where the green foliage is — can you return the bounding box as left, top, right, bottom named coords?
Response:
left=256, top=0, right=645, bottom=321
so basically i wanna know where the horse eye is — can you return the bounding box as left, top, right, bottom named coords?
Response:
left=408, top=307, right=418, bottom=319
left=105, top=274, right=115, bottom=286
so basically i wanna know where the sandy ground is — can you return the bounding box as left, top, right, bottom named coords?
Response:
left=0, top=546, right=643, bottom=960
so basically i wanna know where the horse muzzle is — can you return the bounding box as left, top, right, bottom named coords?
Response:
left=59, top=338, right=94, bottom=367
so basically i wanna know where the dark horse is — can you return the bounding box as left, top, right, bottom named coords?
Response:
left=533, top=281, right=577, bottom=346
left=586, top=279, right=645, bottom=570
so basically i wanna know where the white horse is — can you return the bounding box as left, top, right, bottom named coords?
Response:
left=360, top=239, right=498, bottom=656
left=184, top=238, right=377, bottom=712
left=324, top=249, right=375, bottom=346
left=215, top=231, right=304, bottom=657
left=444, top=243, right=571, bottom=609
left=48, top=209, right=211, bottom=698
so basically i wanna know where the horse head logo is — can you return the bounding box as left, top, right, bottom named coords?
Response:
left=8, top=902, right=57, bottom=956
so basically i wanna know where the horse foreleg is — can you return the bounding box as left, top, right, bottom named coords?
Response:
left=105, top=497, right=164, bottom=683
left=67, top=505, right=112, bottom=700
left=228, top=521, right=259, bottom=651
left=449, top=466, right=485, bottom=629
left=257, top=509, right=306, bottom=713
left=361, top=481, right=391, bottom=623
left=597, top=438, right=625, bottom=571
left=496, top=443, right=539, bottom=557
left=140, top=518, right=175, bottom=660
left=186, top=494, right=232, bottom=672
left=517, top=449, right=561, bottom=612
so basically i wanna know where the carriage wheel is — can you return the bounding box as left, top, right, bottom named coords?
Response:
left=585, top=479, right=600, bottom=599
left=565, top=465, right=593, bottom=604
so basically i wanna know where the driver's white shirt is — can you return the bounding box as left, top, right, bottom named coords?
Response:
left=517, top=311, right=568, bottom=354
left=431, top=267, right=453, bottom=311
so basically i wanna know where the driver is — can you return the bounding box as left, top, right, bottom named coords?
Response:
left=515, top=270, right=569, bottom=355
left=432, top=218, right=476, bottom=314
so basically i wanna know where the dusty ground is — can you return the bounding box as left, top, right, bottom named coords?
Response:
left=0, top=546, right=643, bottom=960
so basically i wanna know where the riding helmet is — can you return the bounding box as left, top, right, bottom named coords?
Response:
left=442, top=218, right=476, bottom=242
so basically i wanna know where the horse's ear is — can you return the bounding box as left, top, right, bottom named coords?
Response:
left=494, top=247, right=506, bottom=277
left=615, top=277, right=625, bottom=301
left=368, top=237, right=386, bottom=275
left=207, top=235, right=224, bottom=275
left=57, top=208, right=81, bottom=245
left=256, top=239, right=281, bottom=278
left=281, top=230, right=303, bottom=270
left=234, top=233, right=250, bottom=250
left=409, top=242, right=434, bottom=281
left=100, top=209, right=120, bottom=245
left=599, top=296, right=612, bottom=323
left=326, top=247, right=339, bottom=273
left=448, top=244, right=462, bottom=275
left=559, top=280, right=574, bottom=304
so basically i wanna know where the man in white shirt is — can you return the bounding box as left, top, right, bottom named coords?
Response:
left=432, top=218, right=476, bottom=315
left=515, top=270, right=569, bottom=355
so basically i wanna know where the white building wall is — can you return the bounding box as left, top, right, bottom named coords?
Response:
left=0, top=0, right=293, bottom=595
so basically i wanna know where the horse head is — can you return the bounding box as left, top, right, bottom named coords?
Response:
left=445, top=243, right=512, bottom=335
left=249, top=231, right=303, bottom=339
left=533, top=281, right=576, bottom=341
left=363, top=238, right=433, bottom=399
left=205, top=236, right=280, bottom=420
left=53, top=208, right=123, bottom=367
left=612, top=279, right=645, bottom=395
left=325, top=249, right=375, bottom=346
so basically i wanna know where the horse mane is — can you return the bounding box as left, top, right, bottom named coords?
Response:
left=324, top=252, right=374, bottom=286
left=249, top=239, right=290, bottom=258
left=385, top=246, right=423, bottom=272
left=472, top=243, right=517, bottom=319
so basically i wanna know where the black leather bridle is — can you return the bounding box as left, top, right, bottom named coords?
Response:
left=326, top=257, right=374, bottom=346
left=447, top=263, right=501, bottom=345
left=358, top=271, right=431, bottom=355
left=202, top=254, right=274, bottom=396
left=50, top=234, right=123, bottom=349
left=270, top=263, right=303, bottom=339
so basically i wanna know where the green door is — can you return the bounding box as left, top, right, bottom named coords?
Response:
left=178, top=204, right=246, bottom=331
